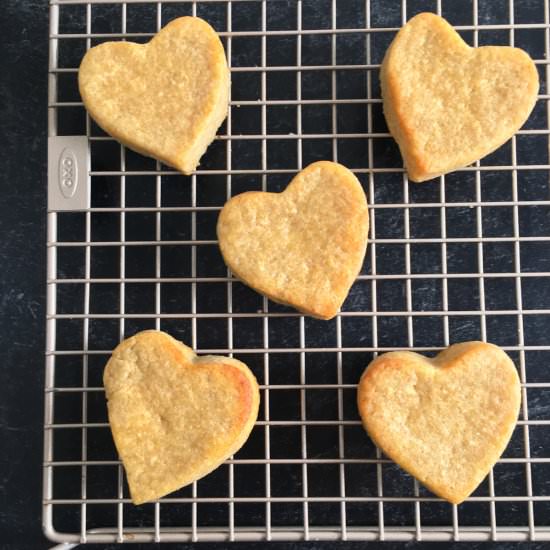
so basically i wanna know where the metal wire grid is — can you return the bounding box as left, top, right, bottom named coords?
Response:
left=45, top=0, right=550, bottom=544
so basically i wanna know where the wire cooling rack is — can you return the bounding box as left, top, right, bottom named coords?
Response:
left=44, top=0, right=550, bottom=544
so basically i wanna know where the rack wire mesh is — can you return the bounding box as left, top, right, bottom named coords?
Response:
left=44, top=0, right=550, bottom=543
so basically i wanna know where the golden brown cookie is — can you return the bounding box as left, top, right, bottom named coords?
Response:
left=217, top=161, right=369, bottom=320
left=79, top=17, right=229, bottom=175
left=357, top=342, right=521, bottom=504
left=103, top=330, right=259, bottom=504
left=381, top=12, right=539, bottom=182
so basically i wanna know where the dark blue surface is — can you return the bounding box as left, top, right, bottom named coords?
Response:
left=1, top=0, right=550, bottom=548
left=1, top=1, right=48, bottom=547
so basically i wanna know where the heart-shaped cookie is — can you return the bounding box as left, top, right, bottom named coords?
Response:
left=381, top=12, right=539, bottom=182
left=79, top=17, right=229, bottom=175
left=217, top=161, right=369, bottom=320
left=357, top=342, right=521, bottom=504
left=103, top=330, right=259, bottom=504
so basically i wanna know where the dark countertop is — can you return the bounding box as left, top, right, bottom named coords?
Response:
left=1, top=0, right=49, bottom=547
left=1, top=0, right=549, bottom=549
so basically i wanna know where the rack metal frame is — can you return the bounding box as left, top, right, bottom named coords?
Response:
left=45, top=0, right=550, bottom=543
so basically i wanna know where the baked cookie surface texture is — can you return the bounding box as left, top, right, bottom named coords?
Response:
left=104, top=330, right=260, bottom=504
left=357, top=341, right=521, bottom=504
left=217, top=161, right=370, bottom=320
left=79, top=17, right=230, bottom=175
left=381, top=12, right=539, bottom=182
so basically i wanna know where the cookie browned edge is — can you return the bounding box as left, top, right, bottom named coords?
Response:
left=380, top=12, right=538, bottom=182
left=104, top=330, right=260, bottom=504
